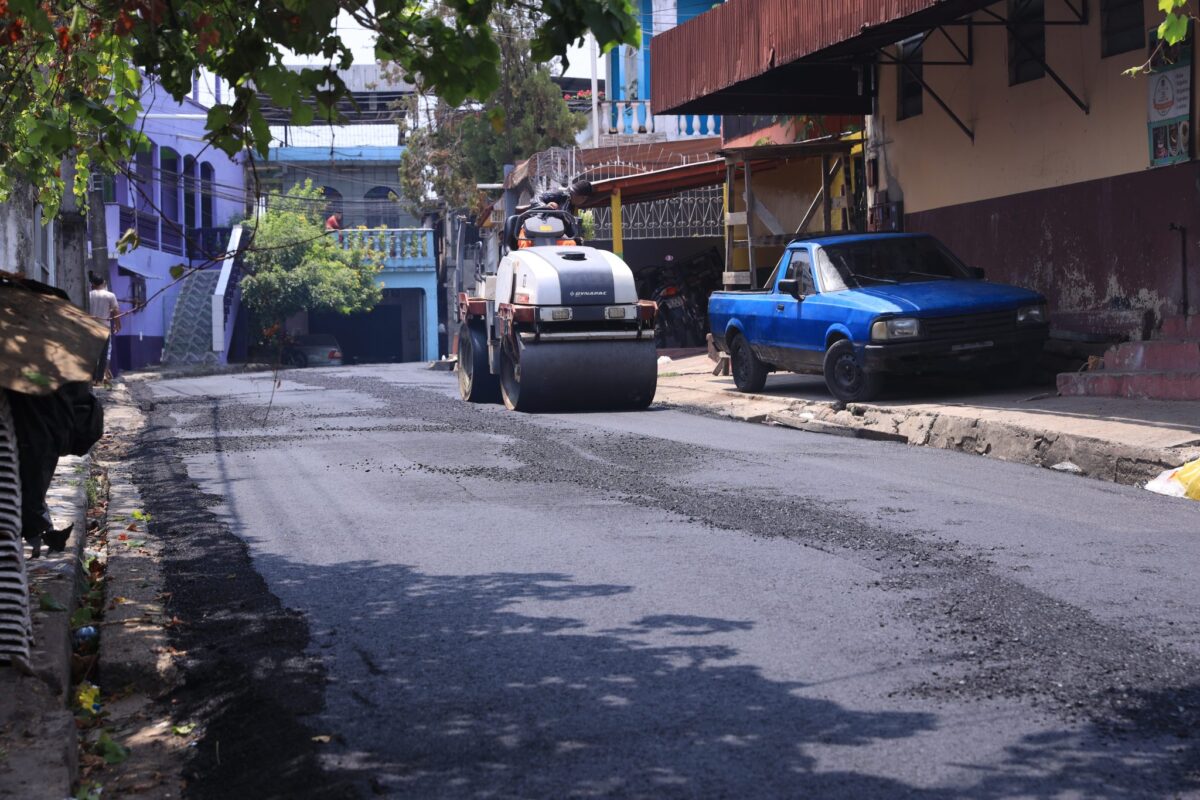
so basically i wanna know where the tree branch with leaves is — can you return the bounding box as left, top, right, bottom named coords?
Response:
left=0, top=0, right=638, bottom=216
left=397, top=5, right=586, bottom=211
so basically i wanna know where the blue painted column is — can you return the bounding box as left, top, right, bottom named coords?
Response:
left=377, top=269, right=439, bottom=362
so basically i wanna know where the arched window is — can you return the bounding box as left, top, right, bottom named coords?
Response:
left=363, top=186, right=401, bottom=229
left=134, top=143, right=157, bottom=212
left=200, top=162, right=215, bottom=228
left=160, top=148, right=181, bottom=223
left=322, top=186, right=343, bottom=216
left=182, top=155, right=197, bottom=230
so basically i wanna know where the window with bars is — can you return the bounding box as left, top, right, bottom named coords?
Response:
left=897, top=36, right=924, bottom=120
left=1008, top=0, right=1046, bottom=85
left=129, top=274, right=147, bottom=310
left=1101, top=0, right=1144, bottom=57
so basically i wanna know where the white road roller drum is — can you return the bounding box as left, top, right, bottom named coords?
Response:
left=457, top=209, right=657, bottom=412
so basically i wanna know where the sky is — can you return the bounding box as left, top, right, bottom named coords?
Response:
left=189, top=11, right=596, bottom=110
left=287, top=10, right=595, bottom=78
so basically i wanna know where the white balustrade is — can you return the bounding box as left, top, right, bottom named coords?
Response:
left=335, top=228, right=434, bottom=267
left=598, top=100, right=721, bottom=140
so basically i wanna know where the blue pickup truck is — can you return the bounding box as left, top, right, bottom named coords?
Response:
left=708, top=233, right=1049, bottom=402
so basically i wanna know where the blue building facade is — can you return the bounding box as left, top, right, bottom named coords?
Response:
left=267, top=139, right=438, bottom=363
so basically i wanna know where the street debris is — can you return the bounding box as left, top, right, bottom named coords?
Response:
left=1145, top=457, right=1200, bottom=500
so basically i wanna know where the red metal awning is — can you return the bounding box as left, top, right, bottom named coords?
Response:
left=651, top=0, right=993, bottom=115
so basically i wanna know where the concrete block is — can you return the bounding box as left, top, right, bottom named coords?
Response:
left=926, top=415, right=984, bottom=453
left=1104, top=340, right=1200, bottom=371
left=1058, top=370, right=1200, bottom=400
left=1161, top=314, right=1200, bottom=339
left=896, top=413, right=936, bottom=446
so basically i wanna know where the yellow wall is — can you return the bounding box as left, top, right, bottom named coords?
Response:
left=727, top=153, right=856, bottom=272
left=872, top=0, right=1174, bottom=214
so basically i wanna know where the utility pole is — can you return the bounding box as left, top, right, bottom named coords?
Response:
left=590, top=33, right=601, bottom=148
left=86, top=165, right=109, bottom=291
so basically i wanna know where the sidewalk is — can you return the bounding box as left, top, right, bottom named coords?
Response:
left=0, top=382, right=180, bottom=799
left=0, top=455, right=87, bottom=799
left=655, top=355, right=1200, bottom=487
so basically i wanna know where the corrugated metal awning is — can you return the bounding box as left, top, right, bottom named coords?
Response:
left=651, top=0, right=993, bottom=115
left=577, top=159, right=729, bottom=208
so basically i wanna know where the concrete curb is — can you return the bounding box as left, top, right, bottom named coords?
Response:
left=0, top=454, right=88, bottom=799
left=88, top=381, right=187, bottom=799
left=99, top=464, right=175, bottom=695
left=662, top=387, right=1199, bottom=488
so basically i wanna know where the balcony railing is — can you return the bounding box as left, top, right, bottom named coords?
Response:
left=601, top=100, right=721, bottom=140
left=187, top=227, right=234, bottom=264
left=114, top=205, right=162, bottom=252
left=135, top=209, right=159, bottom=251
left=336, top=228, right=435, bottom=270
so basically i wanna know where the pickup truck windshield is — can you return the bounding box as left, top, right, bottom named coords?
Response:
left=821, top=237, right=970, bottom=286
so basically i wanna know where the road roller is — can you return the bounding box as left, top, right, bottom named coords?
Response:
left=456, top=208, right=658, bottom=412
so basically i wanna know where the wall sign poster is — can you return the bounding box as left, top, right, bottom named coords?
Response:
left=1148, top=29, right=1193, bottom=168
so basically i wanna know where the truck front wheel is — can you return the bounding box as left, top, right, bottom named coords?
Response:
left=457, top=322, right=501, bottom=403
left=823, top=340, right=882, bottom=402
left=729, top=333, right=768, bottom=393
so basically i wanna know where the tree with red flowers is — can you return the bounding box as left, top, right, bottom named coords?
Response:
left=0, top=0, right=639, bottom=215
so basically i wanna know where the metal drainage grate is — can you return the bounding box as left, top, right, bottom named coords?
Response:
left=0, top=391, right=30, bottom=664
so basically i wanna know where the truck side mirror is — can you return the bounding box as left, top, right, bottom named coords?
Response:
left=778, top=278, right=803, bottom=299
left=967, top=267, right=986, bottom=280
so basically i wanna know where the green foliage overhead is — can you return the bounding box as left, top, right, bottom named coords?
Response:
left=239, top=181, right=383, bottom=333
left=398, top=6, right=586, bottom=211
left=1125, top=1, right=1194, bottom=75
left=0, top=0, right=639, bottom=216
left=1156, top=0, right=1192, bottom=45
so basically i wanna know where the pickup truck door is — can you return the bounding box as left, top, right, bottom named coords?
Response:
left=737, top=254, right=787, bottom=359
left=765, top=249, right=824, bottom=370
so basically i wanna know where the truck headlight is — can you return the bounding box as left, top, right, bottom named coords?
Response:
left=1017, top=304, right=1047, bottom=324
left=605, top=306, right=627, bottom=320
left=540, top=307, right=572, bottom=322
left=871, top=317, right=921, bottom=341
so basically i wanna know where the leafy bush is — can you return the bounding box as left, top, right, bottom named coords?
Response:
left=239, top=181, right=383, bottom=341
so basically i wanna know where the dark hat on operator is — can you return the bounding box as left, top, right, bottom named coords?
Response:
left=569, top=178, right=593, bottom=198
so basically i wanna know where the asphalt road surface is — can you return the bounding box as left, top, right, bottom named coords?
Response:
left=130, top=364, right=1200, bottom=799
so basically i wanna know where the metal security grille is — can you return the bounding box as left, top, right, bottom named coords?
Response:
left=588, top=186, right=724, bottom=241
left=0, top=392, right=30, bottom=663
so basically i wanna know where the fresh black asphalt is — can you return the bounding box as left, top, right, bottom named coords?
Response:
left=131, top=364, right=1200, bottom=799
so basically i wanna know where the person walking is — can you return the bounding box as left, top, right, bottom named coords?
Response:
left=88, top=272, right=120, bottom=385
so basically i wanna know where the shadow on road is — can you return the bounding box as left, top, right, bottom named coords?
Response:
left=256, top=557, right=1200, bottom=799
left=132, top=379, right=1200, bottom=799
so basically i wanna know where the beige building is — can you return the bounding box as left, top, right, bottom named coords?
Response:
left=653, top=0, right=1198, bottom=334
left=870, top=0, right=1188, bottom=322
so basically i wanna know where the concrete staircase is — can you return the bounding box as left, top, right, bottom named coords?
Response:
left=1057, top=315, right=1200, bottom=400
left=161, top=270, right=221, bottom=366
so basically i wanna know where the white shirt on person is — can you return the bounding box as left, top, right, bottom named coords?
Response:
left=89, top=289, right=119, bottom=324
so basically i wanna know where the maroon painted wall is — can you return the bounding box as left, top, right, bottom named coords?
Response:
left=906, top=161, right=1200, bottom=320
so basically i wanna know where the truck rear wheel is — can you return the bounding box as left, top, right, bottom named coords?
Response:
left=457, top=322, right=500, bottom=403
left=729, top=333, right=768, bottom=393
left=823, top=339, right=882, bottom=402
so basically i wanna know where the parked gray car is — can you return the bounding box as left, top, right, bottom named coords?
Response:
left=283, top=334, right=344, bottom=368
